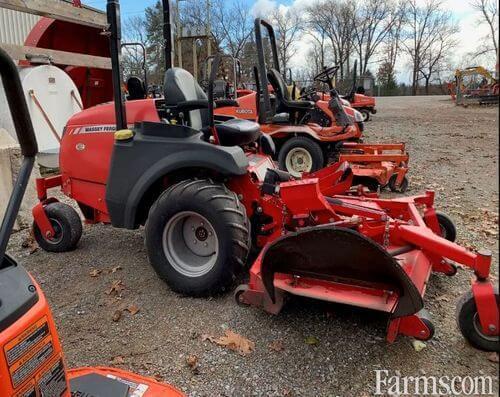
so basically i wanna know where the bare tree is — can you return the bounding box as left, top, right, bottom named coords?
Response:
left=270, top=7, right=303, bottom=72
left=470, top=0, right=499, bottom=65
left=401, top=0, right=457, bottom=95
left=307, top=0, right=356, bottom=78
left=211, top=0, right=254, bottom=59
left=122, top=15, right=149, bottom=81
left=352, top=0, right=401, bottom=76
left=418, top=29, right=457, bottom=94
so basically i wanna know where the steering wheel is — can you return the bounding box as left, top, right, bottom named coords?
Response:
left=298, top=87, right=318, bottom=100
left=313, top=65, right=339, bottom=84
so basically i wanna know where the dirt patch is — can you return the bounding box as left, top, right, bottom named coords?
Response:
left=8, top=96, right=499, bottom=396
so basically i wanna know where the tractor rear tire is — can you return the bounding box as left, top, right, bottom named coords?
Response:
left=145, top=179, right=250, bottom=297
left=435, top=211, right=457, bottom=242
left=33, top=202, right=82, bottom=252
left=456, top=287, right=499, bottom=352
left=278, top=136, right=324, bottom=177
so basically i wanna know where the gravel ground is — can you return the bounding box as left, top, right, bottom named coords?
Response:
left=7, top=95, right=499, bottom=396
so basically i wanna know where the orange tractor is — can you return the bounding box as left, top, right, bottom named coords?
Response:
left=213, top=19, right=408, bottom=191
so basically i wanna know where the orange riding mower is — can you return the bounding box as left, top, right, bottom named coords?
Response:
left=0, top=45, right=184, bottom=397
left=213, top=18, right=408, bottom=192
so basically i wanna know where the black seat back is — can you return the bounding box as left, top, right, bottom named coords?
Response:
left=267, top=68, right=290, bottom=103
left=164, top=67, right=208, bottom=129
left=127, top=76, right=146, bottom=100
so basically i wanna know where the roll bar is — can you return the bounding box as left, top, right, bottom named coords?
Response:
left=121, top=42, right=148, bottom=90
left=207, top=54, right=222, bottom=130
left=0, top=48, right=38, bottom=264
left=254, top=18, right=279, bottom=124
left=204, top=54, right=242, bottom=98
left=162, top=0, right=174, bottom=70
left=107, top=0, right=127, bottom=130
left=347, top=60, right=358, bottom=102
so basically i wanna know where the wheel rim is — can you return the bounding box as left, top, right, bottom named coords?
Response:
left=45, top=219, right=63, bottom=245
left=162, top=211, right=219, bottom=278
left=285, top=147, right=313, bottom=177
left=473, top=313, right=499, bottom=342
left=362, top=111, right=369, bottom=121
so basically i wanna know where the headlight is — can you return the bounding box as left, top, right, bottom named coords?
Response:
left=353, top=110, right=364, bottom=122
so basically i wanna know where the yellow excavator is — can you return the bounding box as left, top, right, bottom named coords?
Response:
left=452, top=66, right=499, bottom=106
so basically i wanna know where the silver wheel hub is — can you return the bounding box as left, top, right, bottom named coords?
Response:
left=162, top=211, right=218, bottom=278
left=473, top=313, right=499, bottom=342
left=285, top=147, right=313, bottom=177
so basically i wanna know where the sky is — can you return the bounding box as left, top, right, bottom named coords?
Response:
left=85, top=0, right=495, bottom=82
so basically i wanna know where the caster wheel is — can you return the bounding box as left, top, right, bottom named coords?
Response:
left=456, top=288, right=499, bottom=352
left=416, top=309, right=435, bottom=340
left=388, top=174, right=409, bottom=193
left=444, top=262, right=458, bottom=276
left=234, top=284, right=250, bottom=307
left=435, top=211, right=457, bottom=242
left=33, top=202, right=82, bottom=252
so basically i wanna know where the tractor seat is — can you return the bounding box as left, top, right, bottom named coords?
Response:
left=215, top=118, right=261, bottom=146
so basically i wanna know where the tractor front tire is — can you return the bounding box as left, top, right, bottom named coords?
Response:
left=278, top=136, right=324, bottom=178
left=360, top=108, right=370, bottom=122
left=456, top=288, right=499, bottom=352
left=388, top=174, right=409, bottom=193
left=33, top=202, right=82, bottom=252
left=435, top=211, right=457, bottom=242
left=145, top=179, right=250, bottom=297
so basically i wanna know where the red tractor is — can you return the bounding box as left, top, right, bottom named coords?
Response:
left=0, top=45, right=183, bottom=397
left=31, top=0, right=498, bottom=350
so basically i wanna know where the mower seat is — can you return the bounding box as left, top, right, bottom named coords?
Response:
left=215, top=118, right=261, bottom=146
left=127, top=76, right=146, bottom=100
left=164, top=67, right=261, bottom=146
left=267, top=68, right=315, bottom=113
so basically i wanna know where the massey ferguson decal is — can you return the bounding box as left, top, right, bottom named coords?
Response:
left=70, top=125, right=117, bottom=135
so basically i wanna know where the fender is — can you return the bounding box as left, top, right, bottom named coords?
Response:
left=106, top=122, right=249, bottom=229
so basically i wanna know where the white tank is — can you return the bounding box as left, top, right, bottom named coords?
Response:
left=0, top=65, right=83, bottom=168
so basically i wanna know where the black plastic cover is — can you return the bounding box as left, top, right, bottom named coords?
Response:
left=260, top=226, right=423, bottom=318
left=106, top=122, right=249, bottom=229
left=70, top=373, right=129, bottom=397
left=0, top=256, right=39, bottom=332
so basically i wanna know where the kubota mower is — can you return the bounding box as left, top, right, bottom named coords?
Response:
left=31, top=0, right=498, bottom=350
left=0, top=45, right=184, bottom=397
left=341, top=63, right=377, bottom=122
left=212, top=19, right=409, bottom=191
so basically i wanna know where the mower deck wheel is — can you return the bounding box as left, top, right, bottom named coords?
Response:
left=145, top=179, right=250, bottom=297
left=388, top=174, right=409, bottom=193
left=456, top=288, right=499, bottom=352
left=435, top=211, right=457, bottom=242
left=234, top=284, right=250, bottom=306
left=278, top=136, right=324, bottom=178
left=33, top=202, right=82, bottom=252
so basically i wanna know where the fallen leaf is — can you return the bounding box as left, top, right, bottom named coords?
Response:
left=282, top=389, right=293, bottom=397
left=126, top=304, right=140, bottom=315
left=106, top=280, right=125, bottom=296
left=89, top=269, right=102, bottom=277
left=112, top=310, right=122, bottom=322
left=304, top=336, right=319, bottom=345
left=110, top=265, right=122, bottom=273
left=110, top=356, right=125, bottom=365
left=268, top=340, right=284, bottom=352
left=202, top=330, right=254, bottom=356
left=487, top=352, right=499, bottom=363
left=153, top=374, right=164, bottom=382
left=186, top=354, right=199, bottom=374
left=413, top=340, right=426, bottom=352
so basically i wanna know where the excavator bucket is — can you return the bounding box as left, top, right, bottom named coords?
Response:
left=260, top=226, right=423, bottom=318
